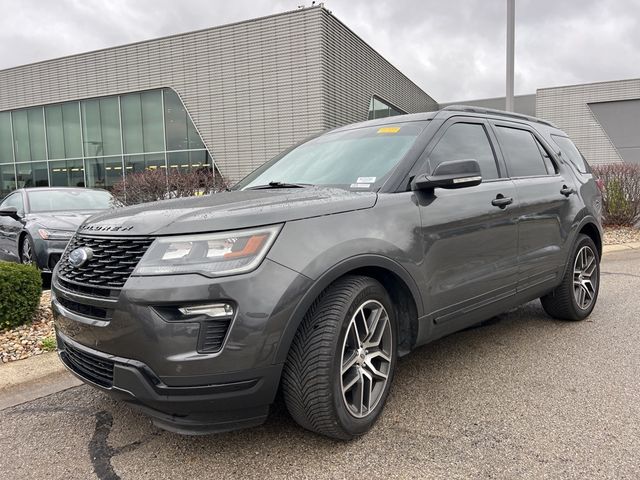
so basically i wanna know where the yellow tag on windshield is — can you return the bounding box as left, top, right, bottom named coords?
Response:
left=377, top=126, right=401, bottom=134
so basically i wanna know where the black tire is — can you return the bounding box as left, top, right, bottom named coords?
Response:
left=282, top=275, right=397, bottom=440
left=20, top=234, right=37, bottom=267
left=541, top=234, right=600, bottom=321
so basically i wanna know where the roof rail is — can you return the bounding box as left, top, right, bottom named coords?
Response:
left=441, top=105, right=557, bottom=128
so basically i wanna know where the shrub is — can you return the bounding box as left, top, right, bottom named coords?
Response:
left=111, top=167, right=230, bottom=206
left=592, top=163, right=640, bottom=227
left=0, top=262, right=42, bottom=330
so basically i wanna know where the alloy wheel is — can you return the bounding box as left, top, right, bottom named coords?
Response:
left=340, top=300, right=393, bottom=419
left=573, top=245, right=597, bottom=310
left=21, top=238, right=33, bottom=265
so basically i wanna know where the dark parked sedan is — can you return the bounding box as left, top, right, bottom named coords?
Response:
left=0, top=187, right=114, bottom=272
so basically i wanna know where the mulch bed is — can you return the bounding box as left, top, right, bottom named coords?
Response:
left=603, top=226, right=640, bottom=245
left=0, top=291, right=54, bottom=363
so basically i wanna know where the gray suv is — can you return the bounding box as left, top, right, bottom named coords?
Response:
left=52, top=106, right=603, bottom=439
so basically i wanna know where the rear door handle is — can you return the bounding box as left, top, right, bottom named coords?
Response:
left=560, top=185, right=575, bottom=197
left=491, top=194, right=513, bottom=209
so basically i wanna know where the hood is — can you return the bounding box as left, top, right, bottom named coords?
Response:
left=27, top=211, right=98, bottom=231
left=79, top=187, right=377, bottom=236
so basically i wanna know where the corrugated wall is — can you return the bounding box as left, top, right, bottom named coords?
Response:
left=319, top=10, right=438, bottom=129
left=0, top=6, right=437, bottom=182
left=536, top=78, right=640, bottom=165
left=0, top=8, right=327, bottom=182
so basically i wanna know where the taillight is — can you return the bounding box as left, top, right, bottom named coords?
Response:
left=595, top=178, right=605, bottom=193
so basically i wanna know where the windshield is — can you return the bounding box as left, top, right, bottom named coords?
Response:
left=27, top=189, right=113, bottom=213
left=236, top=121, right=427, bottom=190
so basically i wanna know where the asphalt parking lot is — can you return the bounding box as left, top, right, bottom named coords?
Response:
left=1, top=249, right=639, bottom=480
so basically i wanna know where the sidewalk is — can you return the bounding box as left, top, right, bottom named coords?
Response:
left=0, top=351, right=81, bottom=410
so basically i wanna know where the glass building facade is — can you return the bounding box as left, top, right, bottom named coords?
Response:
left=367, top=96, right=406, bottom=120
left=0, top=88, right=212, bottom=197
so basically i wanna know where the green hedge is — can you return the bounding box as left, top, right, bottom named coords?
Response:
left=0, top=261, right=42, bottom=330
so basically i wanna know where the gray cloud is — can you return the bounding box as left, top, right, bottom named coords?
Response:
left=1, top=0, right=639, bottom=102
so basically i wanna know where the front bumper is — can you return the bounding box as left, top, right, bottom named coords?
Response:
left=56, top=331, right=280, bottom=434
left=52, top=258, right=312, bottom=434
left=34, top=237, right=70, bottom=272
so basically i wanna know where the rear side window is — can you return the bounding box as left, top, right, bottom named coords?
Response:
left=496, top=126, right=549, bottom=177
left=551, top=134, right=590, bottom=173
left=428, top=123, right=499, bottom=180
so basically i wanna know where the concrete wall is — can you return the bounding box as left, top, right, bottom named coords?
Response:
left=536, top=78, right=640, bottom=165
left=439, top=94, right=536, bottom=117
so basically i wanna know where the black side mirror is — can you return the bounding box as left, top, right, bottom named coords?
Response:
left=0, top=206, right=21, bottom=220
left=412, top=159, right=482, bottom=191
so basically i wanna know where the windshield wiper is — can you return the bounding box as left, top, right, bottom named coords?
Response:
left=246, top=181, right=313, bottom=190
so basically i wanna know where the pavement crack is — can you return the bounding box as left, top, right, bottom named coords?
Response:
left=601, top=271, right=640, bottom=279
left=88, top=411, right=153, bottom=480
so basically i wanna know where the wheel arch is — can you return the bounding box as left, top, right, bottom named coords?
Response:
left=274, top=255, right=423, bottom=363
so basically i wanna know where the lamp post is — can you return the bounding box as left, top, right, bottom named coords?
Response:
left=506, top=0, right=515, bottom=112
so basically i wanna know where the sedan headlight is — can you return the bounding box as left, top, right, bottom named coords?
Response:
left=133, top=225, right=282, bottom=277
left=37, top=228, right=75, bottom=241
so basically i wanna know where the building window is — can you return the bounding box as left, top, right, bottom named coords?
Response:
left=367, top=96, right=406, bottom=120
left=0, top=88, right=214, bottom=197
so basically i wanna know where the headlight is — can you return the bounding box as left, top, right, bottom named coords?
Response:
left=37, top=228, right=74, bottom=241
left=133, top=225, right=282, bottom=277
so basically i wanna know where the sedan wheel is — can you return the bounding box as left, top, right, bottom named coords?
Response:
left=21, top=235, right=34, bottom=265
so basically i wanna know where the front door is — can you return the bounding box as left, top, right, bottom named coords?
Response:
left=414, top=119, right=520, bottom=338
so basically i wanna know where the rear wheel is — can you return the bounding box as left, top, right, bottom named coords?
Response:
left=541, top=234, right=600, bottom=321
left=282, top=275, right=396, bottom=439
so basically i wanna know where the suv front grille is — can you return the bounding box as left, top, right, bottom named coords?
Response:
left=58, top=337, right=114, bottom=388
left=56, top=296, right=111, bottom=320
left=57, top=235, right=153, bottom=291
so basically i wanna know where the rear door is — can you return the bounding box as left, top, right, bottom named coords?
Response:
left=490, top=121, right=577, bottom=291
left=413, top=117, right=520, bottom=337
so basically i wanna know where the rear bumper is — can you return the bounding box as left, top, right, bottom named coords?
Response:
left=56, top=330, right=281, bottom=434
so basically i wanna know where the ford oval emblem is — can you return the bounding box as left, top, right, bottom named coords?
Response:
left=68, top=247, right=93, bottom=268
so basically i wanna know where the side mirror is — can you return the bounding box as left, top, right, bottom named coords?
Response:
left=412, top=159, right=482, bottom=191
left=0, top=206, right=20, bottom=220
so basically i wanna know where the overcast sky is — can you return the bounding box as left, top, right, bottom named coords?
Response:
left=1, top=0, right=639, bottom=102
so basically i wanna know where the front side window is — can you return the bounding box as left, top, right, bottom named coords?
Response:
left=27, top=189, right=112, bottom=212
left=496, top=126, right=548, bottom=177
left=1, top=192, right=24, bottom=214
left=428, top=123, right=499, bottom=180
left=236, top=122, right=427, bottom=190
left=551, top=134, right=590, bottom=173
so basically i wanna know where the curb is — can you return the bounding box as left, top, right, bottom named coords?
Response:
left=603, top=241, right=640, bottom=254
left=0, top=352, right=82, bottom=410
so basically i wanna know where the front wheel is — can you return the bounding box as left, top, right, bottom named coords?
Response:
left=20, top=234, right=36, bottom=266
left=282, top=275, right=397, bottom=439
left=541, top=234, right=600, bottom=321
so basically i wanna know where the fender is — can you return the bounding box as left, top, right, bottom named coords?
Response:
left=273, top=254, right=424, bottom=364
left=559, top=214, right=602, bottom=280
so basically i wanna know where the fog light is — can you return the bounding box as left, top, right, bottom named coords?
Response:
left=178, top=303, right=234, bottom=318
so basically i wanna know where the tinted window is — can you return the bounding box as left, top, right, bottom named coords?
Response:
left=1, top=192, right=24, bottom=214
left=429, top=123, right=499, bottom=180
left=551, top=135, right=589, bottom=173
left=496, top=126, right=548, bottom=177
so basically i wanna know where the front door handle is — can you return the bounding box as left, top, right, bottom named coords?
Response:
left=491, top=194, right=513, bottom=209
left=560, top=185, right=575, bottom=197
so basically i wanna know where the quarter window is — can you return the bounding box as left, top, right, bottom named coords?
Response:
left=551, top=134, right=590, bottom=173
left=428, top=123, right=499, bottom=180
left=496, top=126, right=548, bottom=177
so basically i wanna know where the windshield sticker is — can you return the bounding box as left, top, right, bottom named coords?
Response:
left=356, top=176, right=376, bottom=183
left=377, top=126, right=401, bottom=134
left=350, top=183, right=371, bottom=189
